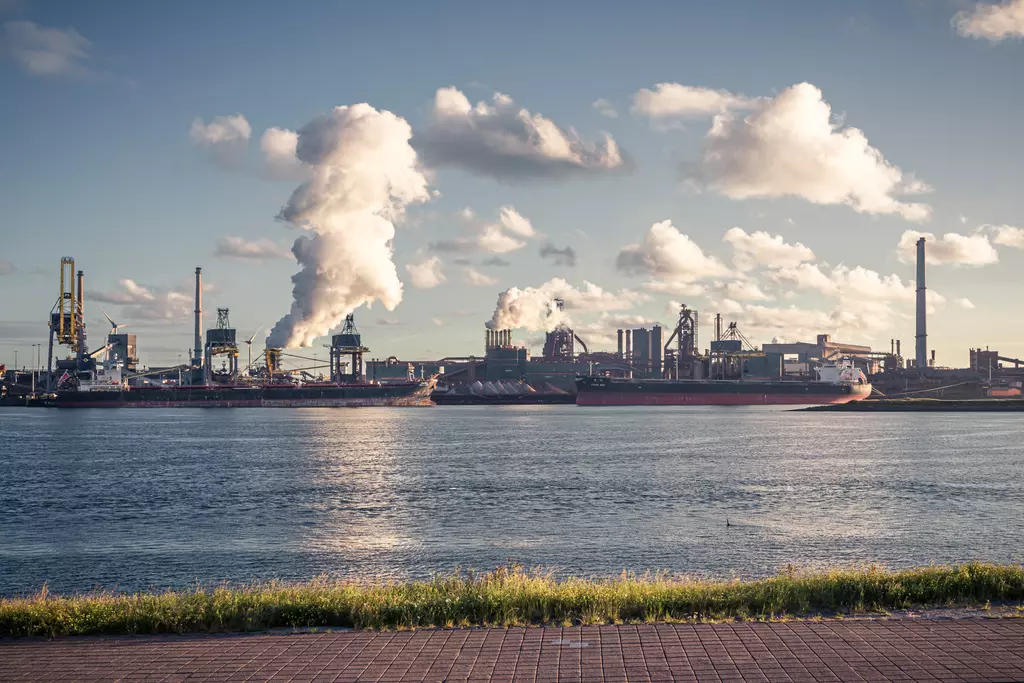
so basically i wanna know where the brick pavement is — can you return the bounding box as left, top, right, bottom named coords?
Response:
left=2, top=619, right=1023, bottom=682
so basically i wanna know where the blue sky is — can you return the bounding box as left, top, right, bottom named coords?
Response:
left=1, top=0, right=1023, bottom=369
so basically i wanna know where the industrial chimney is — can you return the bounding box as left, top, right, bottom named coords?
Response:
left=915, top=237, right=927, bottom=369
left=193, top=267, right=203, bottom=370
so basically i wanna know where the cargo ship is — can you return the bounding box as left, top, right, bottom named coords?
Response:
left=50, top=380, right=436, bottom=408
left=47, top=356, right=437, bottom=408
left=575, top=362, right=872, bottom=406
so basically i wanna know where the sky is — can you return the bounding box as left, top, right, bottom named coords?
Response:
left=1, top=0, right=1023, bottom=370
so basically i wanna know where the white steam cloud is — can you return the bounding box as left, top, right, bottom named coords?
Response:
left=486, top=278, right=645, bottom=332
left=266, top=103, right=430, bottom=349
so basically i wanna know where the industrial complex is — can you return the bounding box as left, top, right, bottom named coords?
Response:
left=2, top=237, right=1022, bottom=406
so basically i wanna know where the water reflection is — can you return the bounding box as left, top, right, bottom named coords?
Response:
left=1, top=406, right=1022, bottom=594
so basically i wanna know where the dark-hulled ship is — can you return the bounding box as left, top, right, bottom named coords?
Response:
left=576, top=362, right=872, bottom=406
left=50, top=379, right=436, bottom=408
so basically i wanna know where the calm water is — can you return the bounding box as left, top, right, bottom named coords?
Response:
left=1, top=406, right=1022, bottom=595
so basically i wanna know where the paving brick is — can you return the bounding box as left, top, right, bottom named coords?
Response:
left=2, top=619, right=1022, bottom=682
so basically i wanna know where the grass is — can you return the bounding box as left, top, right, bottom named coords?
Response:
left=2, top=563, right=1022, bottom=637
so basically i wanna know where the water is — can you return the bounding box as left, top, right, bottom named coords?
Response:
left=1, top=406, right=1023, bottom=596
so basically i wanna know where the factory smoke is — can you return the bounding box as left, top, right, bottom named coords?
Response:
left=266, top=104, right=430, bottom=349
left=486, top=278, right=644, bottom=332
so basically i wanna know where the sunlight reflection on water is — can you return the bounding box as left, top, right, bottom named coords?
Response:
left=1, top=405, right=1022, bottom=594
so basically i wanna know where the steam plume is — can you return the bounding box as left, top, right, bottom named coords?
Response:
left=266, top=103, right=429, bottom=348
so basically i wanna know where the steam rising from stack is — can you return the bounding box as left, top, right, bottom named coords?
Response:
left=266, top=104, right=430, bottom=349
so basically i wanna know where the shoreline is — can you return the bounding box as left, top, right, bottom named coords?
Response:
left=2, top=563, right=1022, bottom=638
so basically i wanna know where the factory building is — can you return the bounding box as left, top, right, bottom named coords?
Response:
left=763, top=335, right=875, bottom=375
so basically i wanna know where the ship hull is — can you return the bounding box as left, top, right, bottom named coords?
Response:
left=51, top=381, right=436, bottom=408
left=575, top=376, right=871, bottom=406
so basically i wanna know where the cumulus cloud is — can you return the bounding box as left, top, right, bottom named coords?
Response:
left=496, top=205, right=536, bottom=237
left=897, top=230, right=998, bottom=266
left=3, top=20, right=92, bottom=77
left=714, top=280, right=773, bottom=301
left=539, top=243, right=577, bottom=266
left=266, top=103, right=430, bottom=348
left=417, top=87, right=627, bottom=181
left=689, top=83, right=931, bottom=221
left=92, top=279, right=194, bottom=323
left=616, top=220, right=730, bottom=291
left=954, top=0, right=1024, bottom=40
left=190, top=114, right=251, bottom=170
left=632, top=83, right=756, bottom=118
left=405, top=256, right=446, bottom=289
left=723, top=227, right=815, bottom=271
left=592, top=98, right=618, bottom=118
left=988, top=224, right=1024, bottom=248
left=712, top=301, right=894, bottom=344
left=487, top=278, right=646, bottom=331
left=214, top=236, right=293, bottom=262
left=482, top=256, right=511, bottom=267
left=260, top=127, right=305, bottom=179
left=464, top=267, right=498, bottom=286
left=957, top=298, right=976, bottom=310
left=431, top=205, right=535, bottom=254
left=771, top=263, right=921, bottom=302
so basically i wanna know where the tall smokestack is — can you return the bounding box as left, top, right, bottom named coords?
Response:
left=617, top=329, right=624, bottom=358
left=625, top=329, right=632, bottom=360
left=915, top=237, right=927, bottom=369
left=76, top=270, right=84, bottom=317
left=193, top=267, right=203, bottom=368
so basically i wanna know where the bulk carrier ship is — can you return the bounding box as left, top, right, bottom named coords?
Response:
left=576, top=362, right=872, bottom=406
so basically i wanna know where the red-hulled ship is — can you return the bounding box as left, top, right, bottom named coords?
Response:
left=576, top=362, right=872, bottom=406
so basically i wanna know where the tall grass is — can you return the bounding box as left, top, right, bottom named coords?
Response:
left=2, top=563, right=1022, bottom=637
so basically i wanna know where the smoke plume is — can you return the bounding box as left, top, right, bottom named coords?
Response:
left=266, top=103, right=430, bottom=348
left=486, top=278, right=644, bottom=332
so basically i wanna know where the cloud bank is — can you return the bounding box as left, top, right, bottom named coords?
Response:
left=3, top=20, right=92, bottom=77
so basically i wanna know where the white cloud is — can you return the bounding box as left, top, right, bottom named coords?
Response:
left=632, top=83, right=756, bottom=118
left=616, top=220, right=730, bottom=290
left=954, top=0, right=1024, bottom=40
left=775, top=262, right=926, bottom=303
left=214, top=236, right=293, bottom=262
left=405, top=256, right=446, bottom=289
left=3, top=20, right=91, bottom=77
left=723, top=227, right=815, bottom=271
left=417, top=87, right=627, bottom=180
left=592, top=98, right=618, bottom=118
left=477, top=224, right=526, bottom=253
left=432, top=205, right=535, bottom=254
left=690, top=83, right=931, bottom=221
left=487, top=278, right=646, bottom=331
left=957, top=298, right=976, bottom=310
left=897, top=230, right=999, bottom=266
left=714, top=280, right=773, bottom=301
left=190, top=114, right=251, bottom=170
left=988, top=224, right=1024, bottom=248
left=260, top=127, right=304, bottom=179
left=92, top=279, right=194, bottom=323
left=497, top=205, right=536, bottom=237
left=464, top=267, right=498, bottom=286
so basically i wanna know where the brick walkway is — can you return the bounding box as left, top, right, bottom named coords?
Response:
left=2, top=619, right=1023, bottom=682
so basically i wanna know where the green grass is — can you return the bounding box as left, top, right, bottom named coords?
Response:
left=2, top=563, right=1022, bottom=637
